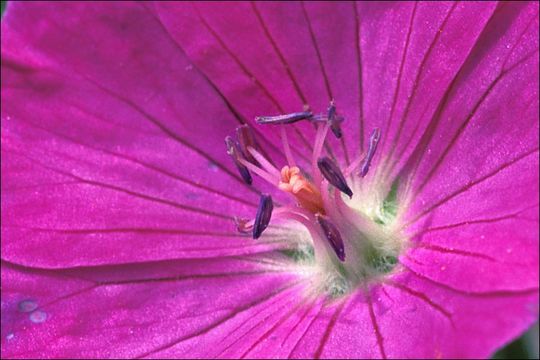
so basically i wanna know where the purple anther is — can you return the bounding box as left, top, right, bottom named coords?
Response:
left=317, top=156, right=353, bottom=198
left=327, top=101, right=336, bottom=121
left=327, top=101, right=344, bottom=139
left=330, top=117, right=343, bottom=139
left=309, top=113, right=329, bottom=123
left=359, top=128, right=381, bottom=177
left=236, top=125, right=260, bottom=166
left=255, top=111, right=313, bottom=125
left=315, top=214, right=346, bottom=261
left=225, top=136, right=253, bottom=185
left=253, top=194, right=273, bottom=239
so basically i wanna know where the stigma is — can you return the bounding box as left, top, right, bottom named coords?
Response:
left=278, top=166, right=324, bottom=214
left=225, top=101, right=404, bottom=294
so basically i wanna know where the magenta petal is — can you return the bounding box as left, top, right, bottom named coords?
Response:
left=1, top=2, right=295, bottom=268
left=401, top=2, right=539, bottom=293
left=255, top=277, right=537, bottom=359
left=282, top=283, right=538, bottom=359
left=1, top=259, right=304, bottom=358
left=154, top=1, right=361, bottom=160
left=1, top=1, right=538, bottom=359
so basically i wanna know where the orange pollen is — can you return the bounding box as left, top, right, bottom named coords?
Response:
left=278, top=166, right=325, bottom=214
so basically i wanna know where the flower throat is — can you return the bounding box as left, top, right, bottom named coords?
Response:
left=225, top=101, right=406, bottom=297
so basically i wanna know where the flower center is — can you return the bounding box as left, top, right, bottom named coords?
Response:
left=226, top=102, right=407, bottom=297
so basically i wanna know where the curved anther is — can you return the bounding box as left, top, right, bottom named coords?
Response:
left=316, top=213, right=346, bottom=261
left=236, top=125, right=261, bottom=166
left=359, top=128, right=381, bottom=177
left=256, top=111, right=313, bottom=125
left=327, top=101, right=344, bottom=138
left=253, top=194, right=273, bottom=239
left=225, top=136, right=253, bottom=185
left=317, top=156, right=353, bottom=198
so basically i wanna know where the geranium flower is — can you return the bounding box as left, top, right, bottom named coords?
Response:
left=1, top=1, right=538, bottom=358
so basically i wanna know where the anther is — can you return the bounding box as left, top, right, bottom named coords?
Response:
left=236, top=125, right=260, bottom=166
left=327, top=101, right=344, bottom=138
left=225, top=136, right=253, bottom=185
left=327, top=100, right=336, bottom=121
left=317, top=156, right=353, bottom=198
left=315, top=214, right=346, bottom=261
left=359, top=128, right=381, bottom=177
left=256, top=111, right=313, bottom=125
left=253, top=194, right=273, bottom=239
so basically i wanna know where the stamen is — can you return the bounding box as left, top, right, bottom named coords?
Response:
left=280, top=125, right=296, bottom=167
left=256, top=111, right=313, bottom=125
left=228, top=101, right=400, bottom=294
left=327, top=100, right=336, bottom=122
left=317, top=156, right=353, bottom=198
left=327, top=101, right=344, bottom=139
left=225, top=136, right=253, bottom=185
left=246, top=146, right=281, bottom=179
left=234, top=216, right=253, bottom=234
left=310, top=114, right=329, bottom=123
left=253, top=194, right=274, bottom=239
left=315, top=214, right=346, bottom=261
left=312, top=121, right=331, bottom=186
left=236, top=125, right=260, bottom=166
left=330, top=115, right=344, bottom=139
left=238, top=157, right=279, bottom=185
left=359, top=128, right=381, bottom=177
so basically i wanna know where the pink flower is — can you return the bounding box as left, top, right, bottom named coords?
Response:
left=1, top=1, right=538, bottom=358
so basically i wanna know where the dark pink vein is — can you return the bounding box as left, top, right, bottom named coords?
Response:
left=300, top=2, right=350, bottom=164
left=4, top=226, right=287, bottom=258
left=367, top=291, right=387, bottom=359
left=135, top=281, right=301, bottom=358
left=240, top=299, right=308, bottom=358
left=143, top=3, right=288, bottom=165
left=402, top=262, right=539, bottom=297
left=280, top=298, right=320, bottom=348
left=389, top=6, right=518, bottom=181
left=6, top=20, right=257, bottom=192
left=79, top=74, right=262, bottom=195
left=501, top=11, right=539, bottom=70
left=39, top=284, right=99, bottom=309
left=192, top=3, right=281, bottom=111
left=4, top=60, right=159, bottom=137
left=14, top=225, right=246, bottom=238
left=412, top=243, right=496, bottom=262
left=384, top=282, right=454, bottom=324
left=99, top=270, right=279, bottom=287
left=191, top=2, right=313, bottom=159
left=313, top=300, right=347, bottom=359
left=17, top=116, right=259, bottom=208
left=2, top=180, right=82, bottom=191
left=413, top=204, right=539, bottom=235
left=251, top=1, right=307, bottom=105
left=384, top=2, right=458, bottom=172
left=416, top=46, right=540, bottom=194
left=220, top=297, right=298, bottom=358
left=379, top=2, right=417, bottom=153
left=9, top=149, right=235, bottom=221
left=352, top=2, right=366, bottom=151
left=247, top=1, right=317, bottom=159
left=287, top=302, right=325, bottom=359
left=214, top=290, right=297, bottom=357
left=405, top=146, right=539, bottom=226
left=300, top=2, right=333, bottom=100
